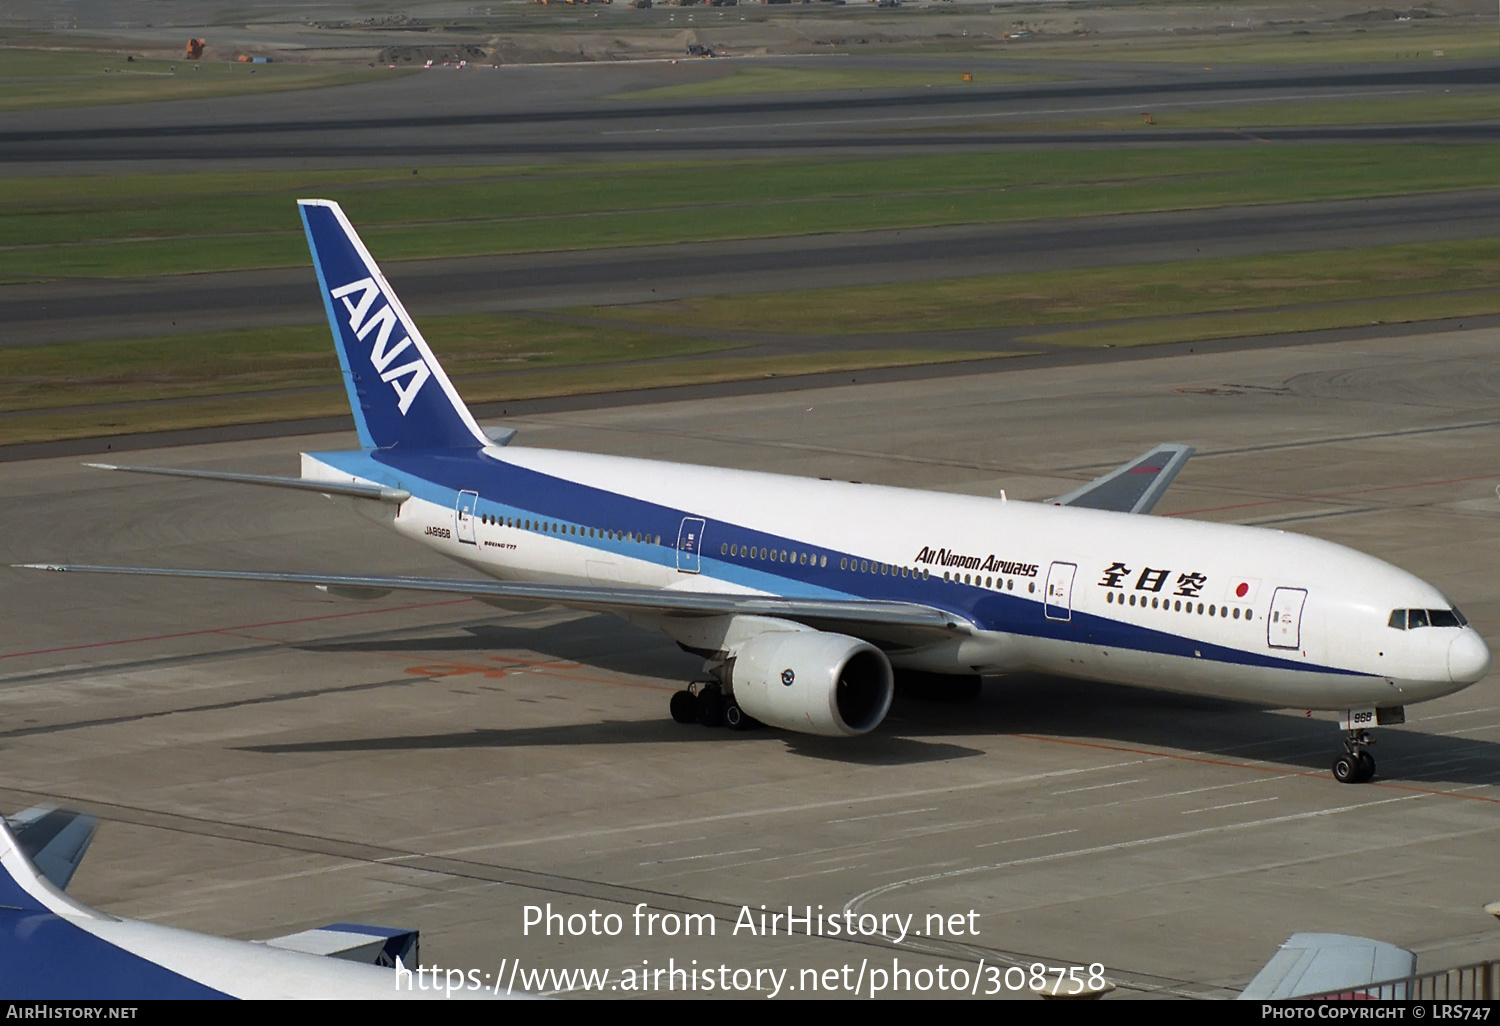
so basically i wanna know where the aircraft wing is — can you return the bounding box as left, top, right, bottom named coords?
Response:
left=1237, top=933, right=1418, bottom=1000
left=17, top=564, right=975, bottom=641
left=1050, top=443, right=1195, bottom=515
left=4, top=806, right=98, bottom=892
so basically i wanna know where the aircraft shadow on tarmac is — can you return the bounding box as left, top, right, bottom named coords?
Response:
left=286, top=618, right=1497, bottom=784
left=883, top=672, right=1500, bottom=788
left=240, top=721, right=984, bottom=766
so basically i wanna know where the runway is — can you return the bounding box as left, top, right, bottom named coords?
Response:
left=2, top=324, right=1497, bottom=997
left=3, top=56, right=1495, bottom=165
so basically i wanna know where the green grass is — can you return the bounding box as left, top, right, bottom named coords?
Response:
left=573, top=238, right=1500, bottom=336
left=1008, top=23, right=1500, bottom=65
left=1029, top=294, right=1500, bottom=348
left=0, top=336, right=990, bottom=446
left=0, top=47, right=411, bottom=111
left=6, top=146, right=1500, bottom=282
left=0, top=314, right=726, bottom=415
left=609, top=66, right=1064, bottom=100
left=968, top=93, right=1500, bottom=135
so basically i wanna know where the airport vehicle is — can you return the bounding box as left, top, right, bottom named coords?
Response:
left=0, top=806, right=504, bottom=999
left=26, top=200, right=1490, bottom=784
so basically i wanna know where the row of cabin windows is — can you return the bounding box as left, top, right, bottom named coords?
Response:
left=480, top=513, right=660, bottom=546
left=721, top=543, right=828, bottom=567
left=1388, top=608, right=1467, bottom=630
left=940, top=571, right=1032, bottom=593
left=714, top=547, right=1042, bottom=593
left=1106, top=590, right=1254, bottom=620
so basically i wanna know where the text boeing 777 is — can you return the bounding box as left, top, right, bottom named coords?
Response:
left=26, top=199, right=1490, bottom=784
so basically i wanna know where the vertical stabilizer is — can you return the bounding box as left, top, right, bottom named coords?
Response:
left=299, top=199, right=488, bottom=451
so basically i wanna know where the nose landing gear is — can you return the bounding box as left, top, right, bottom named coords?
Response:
left=1332, top=729, right=1376, bottom=784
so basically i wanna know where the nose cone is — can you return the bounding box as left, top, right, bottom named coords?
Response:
left=1449, top=630, right=1492, bottom=684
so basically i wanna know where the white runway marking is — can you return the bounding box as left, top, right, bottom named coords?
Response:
left=432, top=759, right=1147, bottom=856
left=1181, top=796, right=1280, bottom=815
left=1052, top=778, right=1146, bottom=795
left=842, top=794, right=1421, bottom=914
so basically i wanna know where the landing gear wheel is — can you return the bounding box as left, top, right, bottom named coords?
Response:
left=669, top=690, right=699, bottom=724
left=724, top=700, right=757, bottom=731
left=697, top=685, right=725, bottom=727
left=1333, top=728, right=1376, bottom=783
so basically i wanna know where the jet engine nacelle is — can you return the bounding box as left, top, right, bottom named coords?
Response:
left=728, top=630, right=894, bottom=737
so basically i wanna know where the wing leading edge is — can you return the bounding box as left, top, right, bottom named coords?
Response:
left=1050, top=443, right=1194, bottom=515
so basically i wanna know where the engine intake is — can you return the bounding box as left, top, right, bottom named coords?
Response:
left=728, top=630, right=894, bottom=737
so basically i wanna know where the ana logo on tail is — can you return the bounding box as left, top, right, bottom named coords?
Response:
left=330, top=277, right=431, bottom=415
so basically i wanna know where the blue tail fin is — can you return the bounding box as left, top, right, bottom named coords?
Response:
left=299, top=199, right=487, bottom=450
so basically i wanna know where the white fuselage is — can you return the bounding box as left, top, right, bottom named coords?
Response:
left=307, top=445, right=1488, bottom=713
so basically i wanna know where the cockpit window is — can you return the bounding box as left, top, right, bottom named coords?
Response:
left=1388, top=608, right=1468, bottom=630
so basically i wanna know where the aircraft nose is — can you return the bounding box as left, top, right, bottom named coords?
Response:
left=1449, top=630, right=1492, bottom=684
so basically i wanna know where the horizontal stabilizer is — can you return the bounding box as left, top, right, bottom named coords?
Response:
left=6, top=806, right=98, bottom=892
left=1237, top=933, right=1418, bottom=1000
left=86, top=463, right=410, bottom=504
left=263, top=923, right=418, bottom=968
left=16, top=564, right=973, bottom=638
left=1051, top=443, right=1194, bottom=515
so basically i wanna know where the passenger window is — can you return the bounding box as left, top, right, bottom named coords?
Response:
left=1408, top=609, right=1430, bottom=629
left=821, top=555, right=827, bottom=568
left=720, top=543, right=728, bottom=555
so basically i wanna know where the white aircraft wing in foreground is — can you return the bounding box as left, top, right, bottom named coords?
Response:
left=0, top=808, right=510, bottom=999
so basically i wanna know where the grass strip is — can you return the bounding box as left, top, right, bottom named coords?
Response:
left=608, top=66, right=1066, bottom=101
left=0, top=348, right=994, bottom=447
left=575, top=238, right=1500, bottom=336
left=1028, top=294, right=1500, bottom=348
left=1006, top=23, right=1498, bottom=64
left=0, top=47, right=411, bottom=111
left=5, top=145, right=1500, bottom=281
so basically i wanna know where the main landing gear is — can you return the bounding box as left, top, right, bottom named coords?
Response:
left=669, top=682, right=759, bottom=731
left=1331, top=729, right=1376, bottom=784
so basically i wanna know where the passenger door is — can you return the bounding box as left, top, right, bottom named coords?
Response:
left=454, top=490, right=479, bottom=545
left=1045, top=561, right=1077, bottom=621
left=1268, top=587, right=1307, bottom=649
left=676, top=517, right=706, bottom=574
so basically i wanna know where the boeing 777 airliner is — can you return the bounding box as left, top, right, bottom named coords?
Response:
left=25, top=200, right=1490, bottom=784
